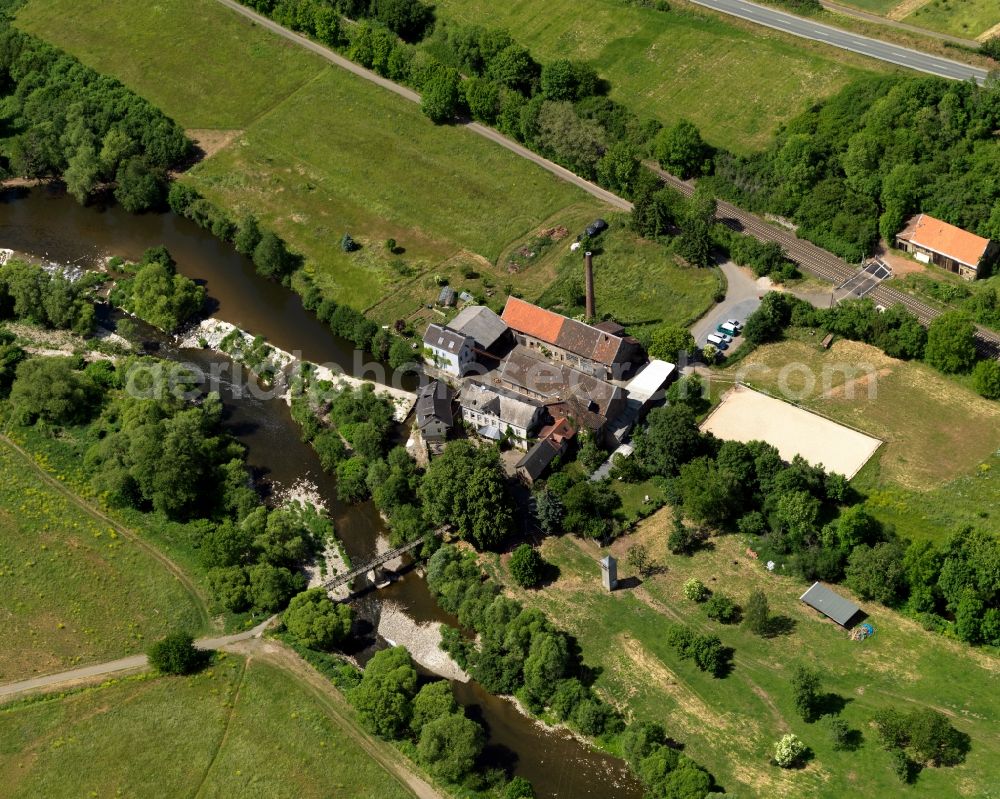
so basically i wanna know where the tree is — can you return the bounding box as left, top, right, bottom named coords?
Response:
left=337, top=456, right=371, bottom=503
left=743, top=291, right=796, bottom=345
left=677, top=457, right=741, bottom=527
left=972, top=359, right=1000, bottom=400
left=486, top=44, right=539, bottom=94
left=464, top=76, right=501, bottom=123
left=596, top=141, right=640, bottom=196
left=247, top=562, right=304, bottom=611
left=351, top=646, right=418, bottom=739
left=826, top=717, right=852, bottom=751
left=743, top=589, right=771, bottom=636
left=504, top=776, right=535, bottom=798
left=668, top=515, right=703, bottom=556
left=417, top=713, right=485, bottom=783
left=924, top=311, right=977, bottom=374
left=284, top=588, right=353, bottom=649
left=534, top=489, right=565, bottom=533
left=114, top=156, right=164, bottom=212
left=845, top=541, right=907, bottom=605
left=253, top=231, right=294, bottom=279
left=907, top=708, right=967, bottom=766
left=9, top=357, right=95, bottom=426
left=627, top=543, right=652, bottom=578
left=64, top=143, right=100, bottom=203
left=534, top=101, right=606, bottom=177
left=790, top=665, right=822, bottom=722
left=208, top=566, right=250, bottom=611
left=234, top=214, right=262, bottom=256
left=421, top=67, right=462, bottom=124
left=121, top=257, right=204, bottom=331
left=683, top=578, right=709, bottom=602
left=419, top=442, right=513, bottom=549
left=147, top=632, right=205, bottom=675
left=654, top=120, right=711, bottom=179
left=509, top=544, right=545, bottom=588
left=523, top=632, right=571, bottom=706
left=704, top=593, right=739, bottom=623
left=773, top=734, right=807, bottom=768
left=411, top=680, right=457, bottom=734
left=648, top=323, right=696, bottom=362
left=633, top=405, right=703, bottom=478
left=369, top=0, right=434, bottom=41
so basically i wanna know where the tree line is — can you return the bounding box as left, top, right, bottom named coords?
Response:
left=741, top=290, right=1000, bottom=399
left=0, top=3, right=190, bottom=210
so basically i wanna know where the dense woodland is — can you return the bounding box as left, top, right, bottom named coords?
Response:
left=707, top=75, right=1000, bottom=264
left=0, top=3, right=190, bottom=209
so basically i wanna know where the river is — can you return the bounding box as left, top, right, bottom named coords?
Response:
left=0, top=185, right=643, bottom=798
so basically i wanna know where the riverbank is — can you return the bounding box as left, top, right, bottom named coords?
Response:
left=377, top=603, right=470, bottom=683
left=177, top=317, right=417, bottom=422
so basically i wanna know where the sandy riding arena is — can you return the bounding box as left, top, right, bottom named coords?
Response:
left=701, top=386, right=882, bottom=478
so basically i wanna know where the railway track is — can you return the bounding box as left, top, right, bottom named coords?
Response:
left=649, top=165, right=1000, bottom=359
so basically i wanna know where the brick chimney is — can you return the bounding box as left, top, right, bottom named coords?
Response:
left=584, top=250, right=595, bottom=319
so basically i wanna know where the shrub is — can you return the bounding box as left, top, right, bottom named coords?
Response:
left=704, top=592, right=739, bottom=623
left=509, top=543, right=546, bottom=588
left=972, top=359, right=1000, bottom=400
left=284, top=588, right=353, bottom=650
left=147, top=632, right=205, bottom=675
left=773, top=733, right=807, bottom=768
left=341, top=233, right=360, bottom=252
left=790, top=665, right=822, bottom=722
left=742, top=589, right=771, bottom=636
left=504, top=776, right=535, bottom=798
left=826, top=717, right=852, bottom=751
left=683, top=578, right=709, bottom=602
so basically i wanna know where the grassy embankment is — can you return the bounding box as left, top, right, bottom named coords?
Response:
left=487, top=528, right=1000, bottom=799
left=16, top=0, right=712, bottom=330
left=0, top=653, right=417, bottom=798
left=716, top=334, right=1000, bottom=541
left=0, top=434, right=207, bottom=682
left=0, top=435, right=208, bottom=682
left=902, top=0, right=999, bottom=39
left=432, top=0, right=881, bottom=154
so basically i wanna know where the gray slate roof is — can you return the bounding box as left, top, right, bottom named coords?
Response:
left=461, top=380, right=541, bottom=431
left=800, top=582, right=862, bottom=627
left=423, top=323, right=471, bottom=354
left=416, top=380, right=453, bottom=429
left=448, top=305, right=508, bottom=350
left=515, top=438, right=562, bottom=481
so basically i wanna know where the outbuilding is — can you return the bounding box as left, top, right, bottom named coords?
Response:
left=799, top=582, right=863, bottom=628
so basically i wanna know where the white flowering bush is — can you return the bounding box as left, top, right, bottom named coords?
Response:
left=774, top=733, right=807, bottom=768
left=683, top=578, right=710, bottom=602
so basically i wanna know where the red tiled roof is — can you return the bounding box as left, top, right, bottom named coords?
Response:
left=502, top=297, right=565, bottom=345
left=897, top=214, right=991, bottom=268
left=502, top=297, right=633, bottom=366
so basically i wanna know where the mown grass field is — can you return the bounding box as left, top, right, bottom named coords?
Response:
left=17, top=0, right=619, bottom=316
left=904, top=0, right=1000, bottom=38
left=0, top=436, right=206, bottom=682
left=716, top=335, right=1000, bottom=542
left=491, top=527, right=1000, bottom=799
left=835, top=0, right=901, bottom=13
left=0, top=654, right=416, bottom=799
left=17, top=0, right=325, bottom=129
left=185, top=65, right=605, bottom=310
left=432, top=0, right=880, bottom=153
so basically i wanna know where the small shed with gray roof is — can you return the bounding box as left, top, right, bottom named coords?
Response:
left=415, top=380, right=453, bottom=442
left=800, top=582, right=863, bottom=627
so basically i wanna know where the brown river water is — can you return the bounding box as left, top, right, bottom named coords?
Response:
left=0, top=185, right=643, bottom=798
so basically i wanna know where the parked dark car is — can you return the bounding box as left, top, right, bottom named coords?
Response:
left=577, top=218, right=608, bottom=241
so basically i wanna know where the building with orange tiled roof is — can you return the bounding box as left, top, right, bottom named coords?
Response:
left=895, top=214, right=997, bottom=281
left=500, top=296, right=643, bottom=378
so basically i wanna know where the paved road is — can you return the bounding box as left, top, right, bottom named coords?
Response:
left=686, top=0, right=990, bottom=83
left=214, top=0, right=630, bottom=211
left=691, top=260, right=765, bottom=346
left=0, top=617, right=276, bottom=702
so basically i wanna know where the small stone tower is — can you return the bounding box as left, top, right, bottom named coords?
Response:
left=600, top=555, right=618, bottom=592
